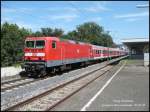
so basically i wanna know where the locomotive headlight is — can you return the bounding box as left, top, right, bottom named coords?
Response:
left=25, top=52, right=45, bottom=57
left=37, top=53, right=45, bottom=56
left=25, top=53, right=32, bottom=56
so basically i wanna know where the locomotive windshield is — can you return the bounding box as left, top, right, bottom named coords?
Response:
left=26, top=41, right=35, bottom=48
left=35, top=40, right=45, bottom=48
left=25, top=40, right=45, bottom=48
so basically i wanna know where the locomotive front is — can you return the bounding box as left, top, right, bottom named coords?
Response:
left=22, top=37, right=47, bottom=77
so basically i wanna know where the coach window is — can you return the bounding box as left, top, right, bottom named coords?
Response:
left=52, top=41, right=56, bottom=48
left=103, top=50, right=105, bottom=54
left=109, top=51, right=112, bottom=54
left=96, top=50, right=98, bottom=54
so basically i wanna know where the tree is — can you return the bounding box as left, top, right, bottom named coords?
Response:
left=33, top=31, right=43, bottom=37
left=32, top=28, right=64, bottom=37
left=76, top=22, right=104, bottom=41
left=53, top=28, right=64, bottom=37
left=62, top=22, right=115, bottom=47
left=41, top=28, right=53, bottom=36
left=1, top=22, right=31, bottom=67
left=64, top=30, right=78, bottom=40
left=101, top=32, right=114, bottom=47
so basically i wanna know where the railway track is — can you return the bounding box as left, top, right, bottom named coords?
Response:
left=1, top=76, right=50, bottom=93
left=1, top=77, right=27, bottom=85
left=3, top=64, right=114, bottom=111
left=1, top=78, right=36, bottom=92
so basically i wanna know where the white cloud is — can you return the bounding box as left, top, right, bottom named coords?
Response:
left=114, top=11, right=149, bottom=18
left=45, top=7, right=78, bottom=13
left=2, top=7, right=37, bottom=14
left=84, top=17, right=102, bottom=23
left=84, top=2, right=110, bottom=13
left=125, top=18, right=141, bottom=22
left=2, top=7, right=79, bottom=19
left=50, top=14, right=79, bottom=22
left=68, top=1, right=110, bottom=13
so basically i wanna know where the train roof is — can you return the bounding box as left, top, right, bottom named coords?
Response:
left=92, top=45, right=125, bottom=51
left=60, top=38, right=90, bottom=45
left=25, top=37, right=126, bottom=51
left=92, top=45, right=109, bottom=49
left=26, top=37, right=60, bottom=41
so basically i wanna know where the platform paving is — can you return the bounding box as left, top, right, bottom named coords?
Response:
left=52, top=59, right=149, bottom=111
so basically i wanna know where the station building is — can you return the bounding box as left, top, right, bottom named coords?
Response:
left=122, top=38, right=149, bottom=66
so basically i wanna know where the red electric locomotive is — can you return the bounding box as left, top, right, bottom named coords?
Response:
left=23, top=36, right=127, bottom=77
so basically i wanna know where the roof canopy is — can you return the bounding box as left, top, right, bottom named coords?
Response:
left=122, top=38, right=149, bottom=43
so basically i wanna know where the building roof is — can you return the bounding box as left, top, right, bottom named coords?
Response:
left=122, top=38, right=149, bottom=43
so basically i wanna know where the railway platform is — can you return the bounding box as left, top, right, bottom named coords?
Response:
left=51, top=59, right=149, bottom=111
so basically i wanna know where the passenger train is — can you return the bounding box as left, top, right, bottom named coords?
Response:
left=23, top=37, right=128, bottom=77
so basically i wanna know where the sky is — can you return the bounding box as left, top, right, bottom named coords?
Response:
left=1, top=1, right=149, bottom=44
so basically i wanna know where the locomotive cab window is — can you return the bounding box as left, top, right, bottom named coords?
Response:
left=52, top=41, right=56, bottom=48
left=26, top=41, right=35, bottom=48
left=36, top=40, right=45, bottom=48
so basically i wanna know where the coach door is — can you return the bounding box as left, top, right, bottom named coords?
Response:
left=90, top=47, right=93, bottom=58
left=61, top=45, right=65, bottom=64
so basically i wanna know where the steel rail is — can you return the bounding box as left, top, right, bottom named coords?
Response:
left=1, top=79, right=37, bottom=92
left=1, top=76, right=52, bottom=92
left=1, top=78, right=27, bottom=85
